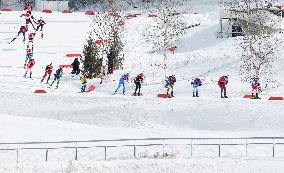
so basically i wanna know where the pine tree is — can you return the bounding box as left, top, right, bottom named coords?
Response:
left=110, top=26, right=124, bottom=70
left=82, top=36, right=102, bottom=78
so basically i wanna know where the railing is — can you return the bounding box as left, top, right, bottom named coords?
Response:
left=0, top=137, right=284, bottom=163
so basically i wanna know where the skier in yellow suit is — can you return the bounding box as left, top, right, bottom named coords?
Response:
left=81, top=73, right=88, bottom=92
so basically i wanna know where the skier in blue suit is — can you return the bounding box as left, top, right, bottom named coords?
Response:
left=113, top=73, right=129, bottom=95
left=191, top=77, right=202, bottom=97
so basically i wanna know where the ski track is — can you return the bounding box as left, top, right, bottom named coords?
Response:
left=0, top=0, right=283, bottom=148
left=0, top=0, right=284, bottom=172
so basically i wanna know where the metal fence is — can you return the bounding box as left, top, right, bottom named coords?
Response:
left=1, top=137, right=284, bottom=163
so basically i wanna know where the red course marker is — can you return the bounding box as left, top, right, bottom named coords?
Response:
left=85, top=11, right=95, bottom=15
left=34, top=90, right=47, bottom=93
left=172, top=12, right=181, bottom=16
left=66, top=54, right=81, bottom=57
left=148, top=14, right=158, bottom=17
left=95, top=40, right=112, bottom=45
left=62, top=10, right=72, bottom=13
left=88, top=85, right=95, bottom=92
left=109, top=12, right=120, bottom=17
left=274, top=6, right=284, bottom=9
left=268, top=97, right=283, bottom=101
left=59, top=65, right=73, bottom=68
left=42, top=9, right=52, bottom=13
left=1, top=8, right=13, bottom=11
left=243, top=95, right=252, bottom=99
left=157, top=94, right=172, bottom=98
left=119, top=20, right=125, bottom=26
left=126, top=14, right=137, bottom=19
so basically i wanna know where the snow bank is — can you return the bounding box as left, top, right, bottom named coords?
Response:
left=1, top=158, right=284, bottom=173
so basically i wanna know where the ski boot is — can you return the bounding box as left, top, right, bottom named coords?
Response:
left=255, top=93, right=260, bottom=99
left=81, top=87, right=86, bottom=93
left=49, top=81, right=55, bottom=87
left=46, top=78, right=50, bottom=84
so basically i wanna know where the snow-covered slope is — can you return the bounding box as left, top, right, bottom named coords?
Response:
left=0, top=3, right=283, bottom=141
left=2, top=158, right=284, bottom=173
left=0, top=1, right=284, bottom=172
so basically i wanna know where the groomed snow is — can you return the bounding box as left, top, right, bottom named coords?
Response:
left=1, top=158, right=284, bottom=173
left=0, top=0, right=284, bottom=171
left=0, top=9, right=283, bottom=140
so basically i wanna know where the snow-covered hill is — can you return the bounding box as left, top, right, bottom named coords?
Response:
left=0, top=1, right=284, bottom=172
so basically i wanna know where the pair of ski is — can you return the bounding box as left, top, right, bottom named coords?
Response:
left=112, top=93, right=143, bottom=96
left=78, top=90, right=92, bottom=93
left=47, top=85, right=58, bottom=89
left=23, top=75, right=33, bottom=80
left=132, top=93, right=143, bottom=96
left=251, top=97, right=261, bottom=99
left=45, top=82, right=59, bottom=89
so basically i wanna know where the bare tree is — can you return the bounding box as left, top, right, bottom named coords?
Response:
left=223, top=0, right=283, bottom=87
left=238, top=34, right=282, bottom=86
left=144, top=0, right=187, bottom=77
